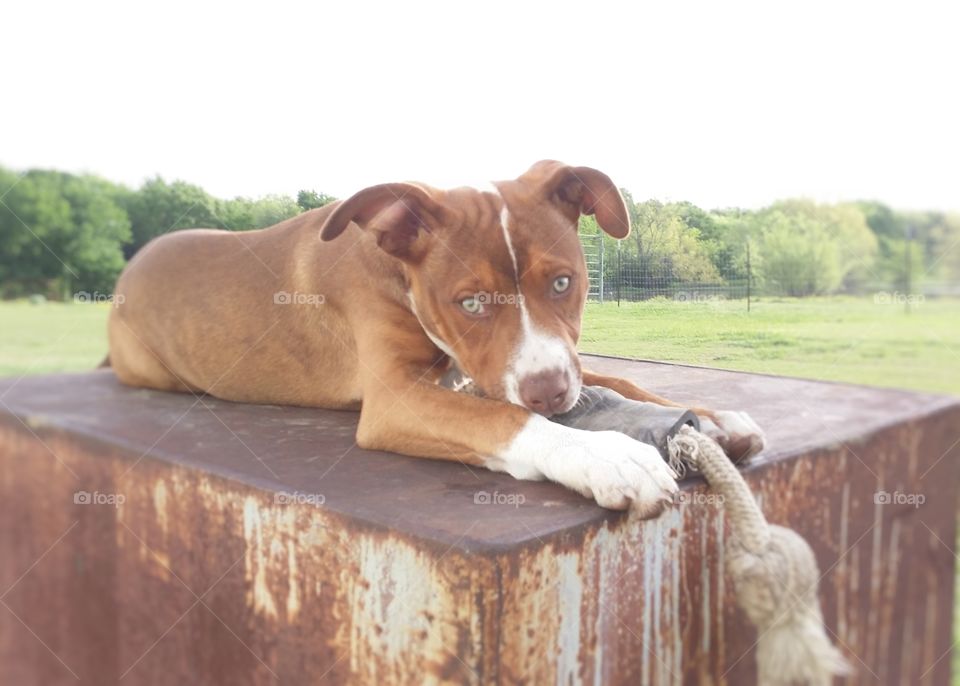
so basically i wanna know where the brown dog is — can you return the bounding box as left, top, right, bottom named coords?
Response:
left=108, top=161, right=764, bottom=514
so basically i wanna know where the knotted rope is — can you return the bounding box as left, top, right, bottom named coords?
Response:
left=668, top=424, right=851, bottom=686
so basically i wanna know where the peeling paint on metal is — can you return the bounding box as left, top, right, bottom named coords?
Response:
left=153, top=479, right=168, bottom=536
left=2, top=373, right=958, bottom=685
left=286, top=540, right=300, bottom=622
left=243, top=497, right=279, bottom=621
left=555, top=553, right=583, bottom=686
left=837, top=480, right=850, bottom=641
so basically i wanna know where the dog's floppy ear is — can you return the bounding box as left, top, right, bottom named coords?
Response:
left=531, top=161, right=631, bottom=239
left=320, top=182, right=442, bottom=260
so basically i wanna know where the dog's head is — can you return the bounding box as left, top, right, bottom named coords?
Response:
left=320, top=161, right=630, bottom=416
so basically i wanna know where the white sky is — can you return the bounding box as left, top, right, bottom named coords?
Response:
left=2, top=0, right=958, bottom=211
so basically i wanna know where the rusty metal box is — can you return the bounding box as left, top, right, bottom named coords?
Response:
left=1, top=356, right=958, bottom=684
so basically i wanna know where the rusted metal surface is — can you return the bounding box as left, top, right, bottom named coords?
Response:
left=0, top=356, right=958, bottom=685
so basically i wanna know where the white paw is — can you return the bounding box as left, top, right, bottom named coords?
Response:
left=497, top=416, right=678, bottom=515
left=570, top=431, right=679, bottom=514
left=701, top=410, right=766, bottom=461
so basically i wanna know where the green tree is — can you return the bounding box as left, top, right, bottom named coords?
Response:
left=297, top=189, right=335, bottom=212
left=674, top=201, right=721, bottom=242
left=877, top=237, right=925, bottom=291
left=0, top=169, right=72, bottom=294
left=857, top=201, right=904, bottom=239
left=0, top=165, right=339, bottom=299
left=59, top=174, right=130, bottom=295
left=756, top=200, right=877, bottom=294
left=702, top=209, right=757, bottom=280
left=121, top=177, right=218, bottom=257
left=249, top=194, right=301, bottom=227
left=217, top=197, right=256, bottom=231
left=218, top=194, right=301, bottom=231
left=629, top=199, right=720, bottom=286
left=757, top=210, right=841, bottom=295
left=0, top=168, right=129, bottom=296
left=917, top=212, right=960, bottom=285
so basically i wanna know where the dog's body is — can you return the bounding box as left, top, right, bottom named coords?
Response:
left=109, top=161, right=764, bottom=514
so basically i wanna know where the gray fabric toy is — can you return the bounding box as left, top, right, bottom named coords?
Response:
left=440, top=367, right=698, bottom=459
left=552, top=385, right=698, bottom=458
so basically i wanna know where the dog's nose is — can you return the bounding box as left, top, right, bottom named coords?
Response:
left=519, top=371, right=570, bottom=416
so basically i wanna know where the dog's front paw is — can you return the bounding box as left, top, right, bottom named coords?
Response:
left=700, top=411, right=766, bottom=461
left=497, top=416, right=679, bottom=515
left=560, top=430, right=679, bottom=515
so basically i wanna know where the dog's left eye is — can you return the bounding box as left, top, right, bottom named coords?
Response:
left=552, top=276, right=571, bottom=293
left=460, top=296, right=485, bottom=315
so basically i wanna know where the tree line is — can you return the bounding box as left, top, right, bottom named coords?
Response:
left=1, top=165, right=957, bottom=299
left=582, top=190, right=960, bottom=297
left=0, top=167, right=334, bottom=298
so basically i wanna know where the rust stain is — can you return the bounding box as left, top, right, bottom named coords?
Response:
left=1, top=387, right=958, bottom=684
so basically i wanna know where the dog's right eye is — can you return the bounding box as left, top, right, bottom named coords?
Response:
left=460, top=296, right=485, bottom=315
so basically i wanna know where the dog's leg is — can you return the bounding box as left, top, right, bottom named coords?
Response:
left=355, top=359, right=678, bottom=515
left=581, top=369, right=766, bottom=461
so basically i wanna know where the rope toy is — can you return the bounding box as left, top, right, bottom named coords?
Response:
left=445, top=372, right=850, bottom=684
left=668, top=424, right=851, bottom=686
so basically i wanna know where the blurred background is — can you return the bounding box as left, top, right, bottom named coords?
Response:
left=1, top=0, right=957, bottom=391
left=1, top=1, right=959, bottom=681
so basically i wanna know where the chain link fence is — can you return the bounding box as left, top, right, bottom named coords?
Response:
left=579, top=232, right=955, bottom=307
left=580, top=233, right=751, bottom=305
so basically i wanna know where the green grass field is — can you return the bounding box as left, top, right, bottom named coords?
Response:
left=579, top=296, right=960, bottom=395
left=0, top=300, right=113, bottom=377
left=2, top=297, right=959, bottom=395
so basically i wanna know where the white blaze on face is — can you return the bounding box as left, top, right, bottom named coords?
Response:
left=503, top=303, right=579, bottom=407
left=491, top=187, right=580, bottom=409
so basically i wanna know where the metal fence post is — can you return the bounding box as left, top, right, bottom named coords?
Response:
left=905, top=225, right=914, bottom=314
left=617, top=240, right=622, bottom=307
left=599, top=236, right=605, bottom=304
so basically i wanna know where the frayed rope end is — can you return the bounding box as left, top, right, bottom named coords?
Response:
left=668, top=425, right=851, bottom=685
